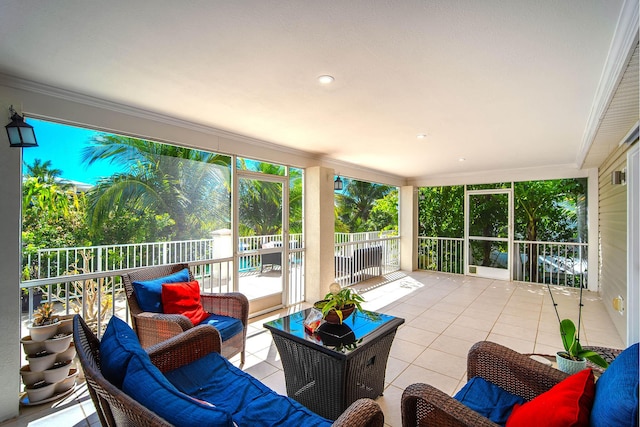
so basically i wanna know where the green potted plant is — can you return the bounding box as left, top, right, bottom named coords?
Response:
left=313, top=283, right=371, bottom=324
left=547, top=283, right=608, bottom=373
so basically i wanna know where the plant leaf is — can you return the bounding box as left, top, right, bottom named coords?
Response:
left=559, top=319, right=576, bottom=353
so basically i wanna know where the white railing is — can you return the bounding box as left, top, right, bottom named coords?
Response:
left=26, top=239, right=216, bottom=280
left=334, top=234, right=400, bottom=286
left=417, top=236, right=588, bottom=287
left=418, top=237, right=465, bottom=274
left=514, top=240, right=588, bottom=288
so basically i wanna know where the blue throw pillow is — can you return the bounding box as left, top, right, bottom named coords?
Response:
left=100, top=316, right=146, bottom=388
left=122, top=352, right=233, bottom=426
left=165, top=352, right=332, bottom=427
left=454, top=377, right=525, bottom=426
left=199, top=314, right=243, bottom=341
left=132, top=268, right=190, bottom=312
left=590, top=343, right=639, bottom=427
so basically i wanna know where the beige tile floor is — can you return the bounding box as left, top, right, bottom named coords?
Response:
left=2, top=271, right=625, bottom=427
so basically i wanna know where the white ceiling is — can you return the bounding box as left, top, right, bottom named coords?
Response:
left=0, top=1, right=634, bottom=181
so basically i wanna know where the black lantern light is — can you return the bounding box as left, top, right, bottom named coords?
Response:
left=5, top=105, right=38, bottom=148
left=334, top=175, right=343, bottom=191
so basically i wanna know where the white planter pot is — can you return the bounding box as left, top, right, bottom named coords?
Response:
left=20, top=336, right=45, bottom=356
left=27, top=352, right=56, bottom=372
left=56, top=316, right=74, bottom=335
left=56, top=342, right=76, bottom=362
left=556, top=351, right=587, bottom=374
left=28, top=322, right=60, bottom=342
left=43, top=360, right=72, bottom=384
left=20, top=365, right=44, bottom=387
left=44, top=333, right=72, bottom=354
left=25, top=381, right=56, bottom=403
left=54, top=368, right=78, bottom=393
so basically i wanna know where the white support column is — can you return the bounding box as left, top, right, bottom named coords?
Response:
left=0, top=99, right=22, bottom=421
left=400, top=186, right=418, bottom=272
left=304, top=167, right=335, bottom=303
left=587, top=168, right=599, bottom=292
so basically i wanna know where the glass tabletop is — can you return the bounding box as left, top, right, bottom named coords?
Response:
left=264, top=308, right=404, bottom=356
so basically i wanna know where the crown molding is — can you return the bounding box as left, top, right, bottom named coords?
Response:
left=0, top=73, right=406, bottom=185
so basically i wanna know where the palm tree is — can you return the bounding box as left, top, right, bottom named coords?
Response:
left=336, top=179, right=392, bottom=232
left=238, top=160, right=284, bottom=237
left=25, top=159, right=63, bottom=184
left=82, top=135, right=231, bottom=240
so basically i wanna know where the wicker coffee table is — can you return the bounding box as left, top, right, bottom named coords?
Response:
left=264, top=309, right=404, bottom=420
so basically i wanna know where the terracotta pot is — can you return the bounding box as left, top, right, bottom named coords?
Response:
left=556, top=351, right=587, bottom=374
left=322, top=304, right=356, bottom=324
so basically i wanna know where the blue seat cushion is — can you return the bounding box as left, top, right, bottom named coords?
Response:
left=132, top=268, right=190, bottom=312
left=165, top=351, right=332, bottom=427
left=454, top=377, right=525, bottom=426
left=99, top=316, right=147, bottom=388
left=590, top=343, right=639, bottom=427
left=199, top=313, right=244, bottom=342
left=122, top=352, right=233, bottom=426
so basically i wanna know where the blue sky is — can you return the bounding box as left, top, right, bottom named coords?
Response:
left=23, top=119, right=123, bottom=185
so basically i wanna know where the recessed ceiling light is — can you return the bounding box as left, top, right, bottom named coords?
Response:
left=458, top=158, right=466, bottom=162
left=318, top=75, right=335, bottom=84
left=417, top=134, right=427, bottom=139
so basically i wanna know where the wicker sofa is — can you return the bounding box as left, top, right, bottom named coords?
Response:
left=74, top=315, right=384, bottom=427
left=121, top=263, right=248, bottom=363
left=401, top=340, right=638, bottom=427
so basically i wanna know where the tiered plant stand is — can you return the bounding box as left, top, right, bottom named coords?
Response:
left=19, top=315, right=78, bottom=405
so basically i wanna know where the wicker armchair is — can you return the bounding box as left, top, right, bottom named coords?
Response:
left=401, top=341, right=570, bottom=427
left=121, top=263, right=248, bottom=363
left=73, top=315, right=384, bottom=427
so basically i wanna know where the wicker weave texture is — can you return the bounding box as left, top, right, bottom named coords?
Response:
left=74, top=315, right=384, bottom=427
left=121, top=263, right=248, bottom=362
left=272, top=328, right=398, bottom=421
left=402, top=340, right=572, bottom=427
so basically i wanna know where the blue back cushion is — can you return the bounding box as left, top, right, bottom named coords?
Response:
left=199, top=313, right=243, bottom=341
left=590, top=343, right=639, bottom=427
left=165, top=351, right=332, bottom=427
left=122, top=352, right=233, bottom=426
left=132, top=268, right=190, bottom=312
left=454, top=377, right=525, bottom=426
left=100, top=316, right=146, bottom=388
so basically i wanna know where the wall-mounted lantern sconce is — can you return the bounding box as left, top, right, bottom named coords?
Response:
left=334, top=175, right=343, bottom=191
left=5, top=105, right=38, bottom=148
left=611, top=169, right=626, bottom=185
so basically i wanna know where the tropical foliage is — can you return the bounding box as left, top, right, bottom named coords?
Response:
left=82, top=135, right=232, bottom=241
left=335, top=178, right=397, bottom=233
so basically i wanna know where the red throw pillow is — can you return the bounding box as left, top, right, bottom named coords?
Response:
left=506, top=369, right=595, bottom=427
left=161, top=281, right=210, bottom=325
